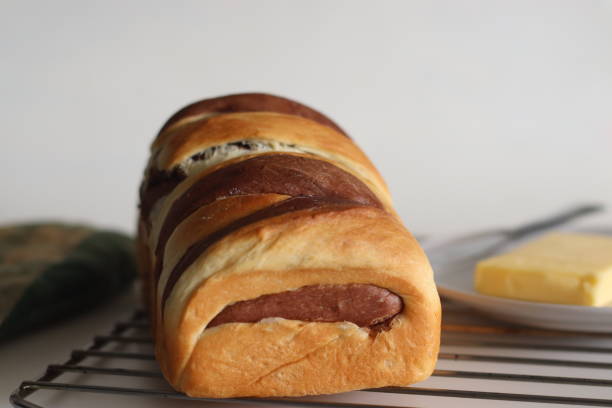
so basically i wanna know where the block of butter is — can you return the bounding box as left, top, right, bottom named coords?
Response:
left=475, top=233, right=612, bottom=306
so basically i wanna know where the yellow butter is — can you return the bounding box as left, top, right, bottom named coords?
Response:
left=474, top=233, right=612, bottom=306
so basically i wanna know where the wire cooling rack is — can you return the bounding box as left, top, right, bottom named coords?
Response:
left=10, top=298, right=612, bottom=408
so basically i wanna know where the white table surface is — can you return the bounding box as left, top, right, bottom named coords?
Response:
left=2, top=1, right=612, bottom=407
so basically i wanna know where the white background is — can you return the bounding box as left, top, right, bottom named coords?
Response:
left=2, top=0, right=611, bottom=237
left=1, top=2, right=612, bottom=406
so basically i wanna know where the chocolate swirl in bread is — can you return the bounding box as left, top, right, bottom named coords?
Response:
left=142, top=92, right=349, bottom=219
left=137, top=93, right=440, bottom=398
left=208, top=283, right=403, bottom=330
left=159, top=92, right=347, bottom=135
left=151, top=154, right=383, bottom=289
left=141, top=92, right=349, bottom=220
left=140, top=109, right=396, bottom=226
left=162, top=197, right=378, bottom=308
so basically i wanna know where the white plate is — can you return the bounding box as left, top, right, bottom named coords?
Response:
left=432, top=226, right=612, bottom=333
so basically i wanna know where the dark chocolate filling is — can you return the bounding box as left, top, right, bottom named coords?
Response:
left=159, top=93, right=348, bottom=136
left=139, top=166, right=185, bottom=221
left=139, top=141, right=264, bottom=220
left=161, top=197, right=368, bottom=307
left=208, top=284, right=403, bottom=331
left=154, top=154, right=383, bottom=295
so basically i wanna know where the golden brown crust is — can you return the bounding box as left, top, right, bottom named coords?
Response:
left=156, top=207, right=440, bottom=396
left=157, top=92, right=347, bottom=137
left=138, top=94, right=440, bottom=398
left=181, top=316, right=435, bottom=397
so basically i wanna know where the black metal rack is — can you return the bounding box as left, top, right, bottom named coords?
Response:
left=10, top=299, right=612, bottom=408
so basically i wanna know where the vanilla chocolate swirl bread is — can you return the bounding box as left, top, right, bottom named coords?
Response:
left=137, top=93, right=441, bottom=398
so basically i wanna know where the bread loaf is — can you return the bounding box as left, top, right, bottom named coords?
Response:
left=137, top=93, right=440, bottom=398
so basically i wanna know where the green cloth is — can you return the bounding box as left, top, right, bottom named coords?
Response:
left=0, top=223, right=136, bottom=341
